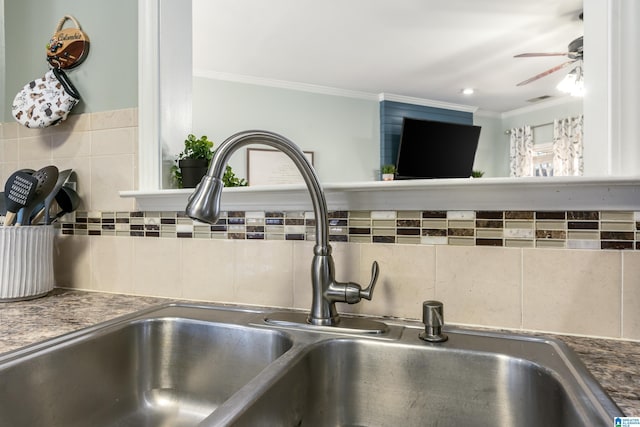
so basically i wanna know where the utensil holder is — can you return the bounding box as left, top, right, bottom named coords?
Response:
left=0, top=226, right=55, bottom=301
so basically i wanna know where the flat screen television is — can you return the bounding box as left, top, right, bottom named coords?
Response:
left=395, top=117, right=481, bottom=179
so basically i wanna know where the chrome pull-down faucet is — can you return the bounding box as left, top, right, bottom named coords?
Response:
left=186, top=130, right=379, bottom=327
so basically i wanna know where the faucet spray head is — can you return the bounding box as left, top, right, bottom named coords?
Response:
left=185, top=175, right=224, bottom=224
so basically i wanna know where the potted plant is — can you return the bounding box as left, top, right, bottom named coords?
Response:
left=171, top=134, right=249, bottom=188
left=171, top=134, right=214, bottom=188
left=381, top=164, right=396, bottom=181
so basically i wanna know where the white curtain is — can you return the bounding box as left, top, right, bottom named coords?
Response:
left=509, top=125, right=533, bottom=177
left=553, top=115, right=584, bottom=176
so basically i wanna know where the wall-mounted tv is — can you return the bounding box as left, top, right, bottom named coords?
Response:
left=395, top=117, right=481, bottom=179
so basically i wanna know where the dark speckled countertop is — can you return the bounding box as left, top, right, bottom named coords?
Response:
left=0, top=289, right=638, bottom=417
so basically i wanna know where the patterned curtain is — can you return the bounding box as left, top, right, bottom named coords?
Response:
left=509, top=125, right=533, bottom=177
left=553, top=115, right=584, bottom=176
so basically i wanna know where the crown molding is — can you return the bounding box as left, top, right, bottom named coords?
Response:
left=500, top=96, right=582, bottom=118
left=473, top=109, right=502, bottom=119
left=193, top=69, right=479, bottom=113
left=193, top=69, right=379, bottom=101
left=378, top=93, right=478, bottom=113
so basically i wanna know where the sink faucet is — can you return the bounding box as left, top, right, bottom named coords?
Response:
left=186, top=130, right=379, bottom=326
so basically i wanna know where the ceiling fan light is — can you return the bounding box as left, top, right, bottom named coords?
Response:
left=570, top=78, right=585, bottom=97
left=556, top=71, right=576, bottom=93
left=461, top=88, right=475, bottom=95
left=556, top=68, right=583, bottom=96
left=571, top=65, right=585, bottom=97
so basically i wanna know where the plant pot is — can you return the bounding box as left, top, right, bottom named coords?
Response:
left=382, top=173, right=395, bottom=181
left=179, top=158, right=209, bottom=188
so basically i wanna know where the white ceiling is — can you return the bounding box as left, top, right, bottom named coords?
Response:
left=193, top=0, right=584, bottom=113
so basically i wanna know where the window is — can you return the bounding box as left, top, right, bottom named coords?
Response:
left=532, top=142, right=554, bottom=177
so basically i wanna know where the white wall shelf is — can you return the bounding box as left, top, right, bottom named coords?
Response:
left=121, top=177, right=640, bottom=212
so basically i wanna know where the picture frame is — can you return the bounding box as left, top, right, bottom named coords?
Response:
left=247, top=148, right=315, bottom=186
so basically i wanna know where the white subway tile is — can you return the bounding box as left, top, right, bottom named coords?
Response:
left=447, top=211, right=476, bottom=220
left=371, top=211, right=397, bottom=220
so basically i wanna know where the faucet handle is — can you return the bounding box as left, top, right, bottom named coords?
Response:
left=341, top=261, right=380, bottom=304
left=358, top=261, right=379, bottom=300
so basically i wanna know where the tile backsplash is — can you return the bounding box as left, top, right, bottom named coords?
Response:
left=2, top=109, right=639, bottom=340
left=59, top=209, right=640, bottom=251
left=53, top=233, right=640, bottom=341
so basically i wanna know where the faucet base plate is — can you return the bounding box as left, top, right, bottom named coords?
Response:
left=419, top=331, right=449, bottom=343
left=264, top=312, right=389, bottom=335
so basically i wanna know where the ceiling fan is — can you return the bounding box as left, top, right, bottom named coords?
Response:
left=514, top=35, right=583, bottom=86
left=514, top=11, right=584, bottom=87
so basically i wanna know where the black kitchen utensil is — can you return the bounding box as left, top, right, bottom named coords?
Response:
left=49, top=185, right=80, bottom=223
left=16, top=166, right=59, bottom=226
left=3, top=171, right=39, bottom=226
left=31, top=169, right=73, bottom=225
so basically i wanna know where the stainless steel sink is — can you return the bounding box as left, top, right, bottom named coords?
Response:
left=0, top=306, right=293, bottom=427
left=0, top=303, right=623, bottom=427
left=224, top=333, right=621, bottom=426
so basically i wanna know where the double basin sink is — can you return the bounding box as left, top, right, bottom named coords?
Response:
left=0, top=303, right=623, bottom=426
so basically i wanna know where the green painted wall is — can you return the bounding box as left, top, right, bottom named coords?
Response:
left=192, top=77, right=381, bottom=182
left=3, top=0, right=137, bottom=121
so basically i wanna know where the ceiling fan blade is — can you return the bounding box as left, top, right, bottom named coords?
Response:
left=516, top=60, right=575, bottom=86
left=514, top=52, right=569, bottom=58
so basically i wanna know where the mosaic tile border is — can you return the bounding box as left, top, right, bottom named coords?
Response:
left=58, top=210, right=640, bottom=251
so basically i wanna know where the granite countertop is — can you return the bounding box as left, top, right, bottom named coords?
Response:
left=0, top=289, right=638, bottom=417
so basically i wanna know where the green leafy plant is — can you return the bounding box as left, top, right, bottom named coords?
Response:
left=170, top=134, right=247, bottom=187
left=471, top=170, right=485, bottom=178
left=223, top=165, right=247, bottom=187
left=179, top=134, right=215, bottom=162
left=381, top=164, right=396, bottom=174
left=170, top=134, right=214, bottom=187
